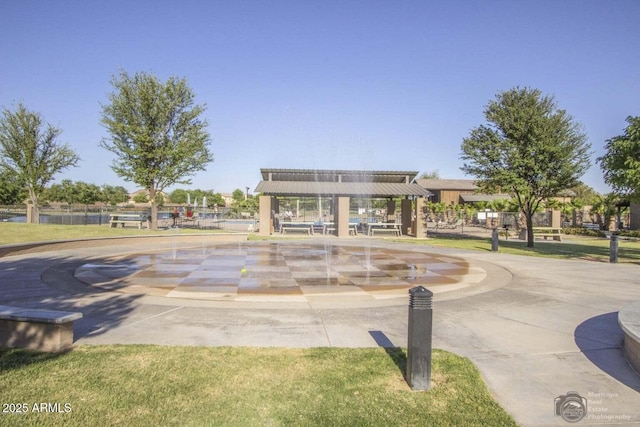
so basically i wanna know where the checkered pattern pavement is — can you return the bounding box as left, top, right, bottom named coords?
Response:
left=75, top=242, right=486, bottom=302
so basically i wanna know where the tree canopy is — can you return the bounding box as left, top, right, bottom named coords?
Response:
left=168, top=188, right=225, bottom=207
left=568, top=182, right=600, bottom=205
left=47, top=179, right=101, bottom=206
left=0, top=168, right=24, bottom=205
left=100, top=184, right=130, bottom=206
left=0, top=104, right=80, bottom=222
left=231, top=188, right=257, bottom=217
left=460, top=87, right=591, bottom=247
left=44, top=181, right=129, bottom=207
left=419, top=170, right=440, bottom=180
left=100, top=70, right=213, bottom=229
left=598, top=116, right=640, bottom=201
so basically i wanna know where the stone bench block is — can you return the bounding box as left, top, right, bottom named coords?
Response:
left=0, top=306, right=83, bottom=353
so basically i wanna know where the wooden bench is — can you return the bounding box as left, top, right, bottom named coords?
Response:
left=0, top=305, right=83, bottom=352
left=532, top=227, right=563, bottom=242
left=109, top=213, right=147, bottom=229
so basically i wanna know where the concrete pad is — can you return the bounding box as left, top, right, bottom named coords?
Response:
left=1, top=235, right=639, bottom=426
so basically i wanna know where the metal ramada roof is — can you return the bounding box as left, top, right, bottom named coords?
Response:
left=260, top=168, right=418, bottom=183
left=255, top=169, right=432, bottom=197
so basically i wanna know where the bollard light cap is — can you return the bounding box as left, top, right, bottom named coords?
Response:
left=409, top=286, right=433, bottom=298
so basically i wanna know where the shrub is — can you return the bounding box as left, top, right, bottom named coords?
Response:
left=618, top=229, right=640, bottom=239
left=562, top=227, right=599, bottom=237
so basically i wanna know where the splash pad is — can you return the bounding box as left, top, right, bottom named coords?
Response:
left=75, top=240, right=487, bottom=303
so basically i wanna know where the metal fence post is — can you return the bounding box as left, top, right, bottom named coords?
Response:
left=491, top=228, right=499, bottom=252
left=407, top=286, right=433, bottom=390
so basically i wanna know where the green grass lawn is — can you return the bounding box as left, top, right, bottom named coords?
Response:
left=0, top=346, right=516, bottom=427
left=3, top=222, right=638, bottom=263
left=0, top=222, right=227, bottom=246
left=394, top=234, right=640, bottom=264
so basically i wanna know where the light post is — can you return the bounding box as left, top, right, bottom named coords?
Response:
left=407, top=286, right=433, bottom=390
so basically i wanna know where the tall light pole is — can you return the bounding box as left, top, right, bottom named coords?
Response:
left=245, top=187, right=249, bottom=201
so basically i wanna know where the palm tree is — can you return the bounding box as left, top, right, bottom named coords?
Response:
left=590, top=194, right=618, bottom=230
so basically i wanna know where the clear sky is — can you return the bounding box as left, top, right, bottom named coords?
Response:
left=1, top=0, right=638, bottom=195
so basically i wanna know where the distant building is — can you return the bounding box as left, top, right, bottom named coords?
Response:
left=220, top=193, right=234, bottom=206
left=414, top=179, right=510, bottom=205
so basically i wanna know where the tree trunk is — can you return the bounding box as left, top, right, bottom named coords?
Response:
left=28, top=188, right=40, bottom=224
left=149, top=187, right=158, bottom=231
left=525, top=211, right=535, bottom=248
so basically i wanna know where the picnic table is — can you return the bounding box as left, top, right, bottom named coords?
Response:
left=109, top=213, right=147, bottom=229
left=322, top=222, right=359, bottom=235
left=532, top=227, right=562, bottom=241
left=279, top=221, right=315, bottom=235
left=367, top=222, right=402, bottom=237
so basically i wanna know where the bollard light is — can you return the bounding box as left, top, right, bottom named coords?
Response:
left=491, top=228, right=499, bottom=252
left=407, top=286, right=433, bottom=390
left=610, top=234, right=619, bottom=263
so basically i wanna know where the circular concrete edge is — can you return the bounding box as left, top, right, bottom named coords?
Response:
left=618, top=301, right=640, bottom=375
left=34, top=236, right=515, bottom=310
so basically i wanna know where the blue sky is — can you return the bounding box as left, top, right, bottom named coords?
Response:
left=1, top=1, right=638, bottom=195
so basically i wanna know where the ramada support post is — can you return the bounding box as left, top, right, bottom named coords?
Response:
left=413, top=197, right=425, bottom=237
left=335, top=196, right=350, bottom=237
left=259, top=195, right=272, bottom=236
left=401, top=198, right=412, bottom=236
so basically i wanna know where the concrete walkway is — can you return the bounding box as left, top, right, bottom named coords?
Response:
left=0, top=236, right=639, bottom=426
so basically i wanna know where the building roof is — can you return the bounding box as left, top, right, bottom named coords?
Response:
left=255, top=168, right=431, bottom=197
left=460, top=194, right=512, bottom=203
left=414, top=178, right=478, bottom=191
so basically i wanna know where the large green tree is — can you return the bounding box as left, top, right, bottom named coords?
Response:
left=100, top=71, right=213, bottom=230
left=598, top=116, right=640, bottom=201
left=460, top=87, right=591, bottom=247
left=0, top=104, right=80, bottom=222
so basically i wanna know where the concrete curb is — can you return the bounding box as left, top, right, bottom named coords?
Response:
left=619, top=301, right=640, bottom=375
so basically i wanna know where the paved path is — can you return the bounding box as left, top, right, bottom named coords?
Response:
left=1, top=235, right=639, bottom=426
